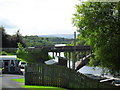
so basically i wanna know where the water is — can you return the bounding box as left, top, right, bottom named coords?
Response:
left=66, top=60, right=103, bottom=75
left=48, top=44, right=65, bottom=57
left=55, top=44, right=66, bottom=47
left=78, top=66, right=103, bottom=75
left=48, top=44, right=103, bottom=75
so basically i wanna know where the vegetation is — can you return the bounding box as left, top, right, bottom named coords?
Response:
left=0, top=51, right=8, bottom=55
left=1, top=27, right=72, bottom=62
left=16, top=43, right=49, bottom=63
left=12, top=78, right=67, bottom=90
left=0, top=69, right=2, bottom=74
left=23, top=35, right=73, bottom=47
left=72, top=2, right=120, bottom=75
left=1, top=43, right=50, bottom=63
left=0, top=26, right=25, bottom=48
left=12, top=78, right=24, bottom=83
left=22, top=86, right=67, bottom=90
left=1, top=26, right=73, bottom=48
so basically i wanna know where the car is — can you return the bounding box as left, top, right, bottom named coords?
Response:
left=18, top=61, right=27, bottom=69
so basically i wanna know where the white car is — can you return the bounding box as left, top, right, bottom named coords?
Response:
left=18, top=61, right=27, bottom=68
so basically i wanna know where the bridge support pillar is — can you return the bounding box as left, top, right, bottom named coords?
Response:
left=68, top=52, right=71, bottom=69
left=58, top=52, right=60, bottom=57
left=72, top=52, right=75, bottom=70
left=55, top=52, right=57, bottom=56
left=66, top=52, right=68, bottom=59
left=52, top=52, right=54, bottom=58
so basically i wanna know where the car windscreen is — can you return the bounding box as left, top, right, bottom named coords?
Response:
left=21, top=62, right=26, bottom=64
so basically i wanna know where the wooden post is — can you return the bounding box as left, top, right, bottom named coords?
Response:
left=55, top=52, right=57, bottom=56
left=52, top=52, right=54, bottom=58
left=66, top=52, right=68, bottom=68
left=59, top=52, right=60, bottom=57
left=72, top=31, right=76, bottom=70
left=68, top=52, right=71, bottom=69
left=66, top=52, right=68, bottom=59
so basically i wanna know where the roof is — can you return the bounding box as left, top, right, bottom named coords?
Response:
left=0, top=55, right=17, bottom=60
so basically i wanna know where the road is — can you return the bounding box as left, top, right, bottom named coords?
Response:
left=0, top=74, right=28, bottom=90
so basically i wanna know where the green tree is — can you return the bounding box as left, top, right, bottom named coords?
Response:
left=10, top=30, right=26, bottom=48
left=0, top=27, right=25, bottom=48
left=72, top=2, right=120, bottom=75
left=0, top=26, right=10, bottom=48
left=16, top=43, right=49, bottom=63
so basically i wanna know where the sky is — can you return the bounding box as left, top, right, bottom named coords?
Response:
left=0, top=0, right=80, bottom=35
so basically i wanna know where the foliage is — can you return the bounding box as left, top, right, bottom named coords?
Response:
left=26, top=49, right=49, bottom=63
left=0, top=26, right=10, bottom=48
left=16, top=43, right=49, bottom=63
left=72, top=2, right=120, bottom=74
left=23, top=35, right=73, bottom=47
left=16, top=43, right=28, bottom=56
left=0, top=27, right=25, bottom=48
left=16, top=43, right=28, bottom=62
left=0, top=51, right=15, bottom=55
left=0, top=51, right=8, bottom=55
left=10, top=30, right=26, bottom=48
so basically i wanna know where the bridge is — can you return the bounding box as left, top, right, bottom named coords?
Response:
left=2, top=45, right=92, bottom=70
left=2, top=45, right=91, bottom=51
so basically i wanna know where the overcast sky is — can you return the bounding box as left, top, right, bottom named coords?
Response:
left=0, top=0, right=80, bottom=35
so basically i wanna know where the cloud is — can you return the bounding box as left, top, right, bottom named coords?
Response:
left=0, top=0, right=79, bottom=35
left=0, top=18, right=18, bottom=29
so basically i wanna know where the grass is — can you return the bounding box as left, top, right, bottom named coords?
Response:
left=12, top=78, right=24, bottom=83
left=22, top=85, right=67, bottom=90
left=0, top=68, right=2, bottom=74
left=12, top=78, right=68, bottom=90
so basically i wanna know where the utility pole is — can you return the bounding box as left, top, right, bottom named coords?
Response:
left=72, top=31, right=76, bottom=70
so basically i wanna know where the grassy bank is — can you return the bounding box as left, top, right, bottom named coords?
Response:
left=0, top=68, right=2, bottom=74
left=12, top=78, right=67, bottom=90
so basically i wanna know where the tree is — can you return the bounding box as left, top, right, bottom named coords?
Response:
left=10, top=30, right=26, bottom=48
left=16, top=43, right=49, bottom=63
left=72, top=2, right=120, bottom=75
left=0, top=26, right=10, bottom=48
left=0, top=27, right=26, bottom=48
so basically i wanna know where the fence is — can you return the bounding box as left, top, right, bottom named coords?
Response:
left=25, top=63, right=119, bottom=89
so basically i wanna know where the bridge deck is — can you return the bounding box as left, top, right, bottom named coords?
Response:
left=2, top=45, right=92, bottom=52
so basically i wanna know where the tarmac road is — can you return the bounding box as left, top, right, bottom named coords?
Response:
left=1, top=74, right=28, bottom=90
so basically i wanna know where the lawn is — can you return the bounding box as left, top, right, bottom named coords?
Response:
left=0, top=68, right=2, bottom=74
left=12, top=78, right=24, bottom=83
left=12, top=78, right=68, bottom=90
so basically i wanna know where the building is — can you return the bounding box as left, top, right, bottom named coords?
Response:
left=0, top=55, right=20, bottom=73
